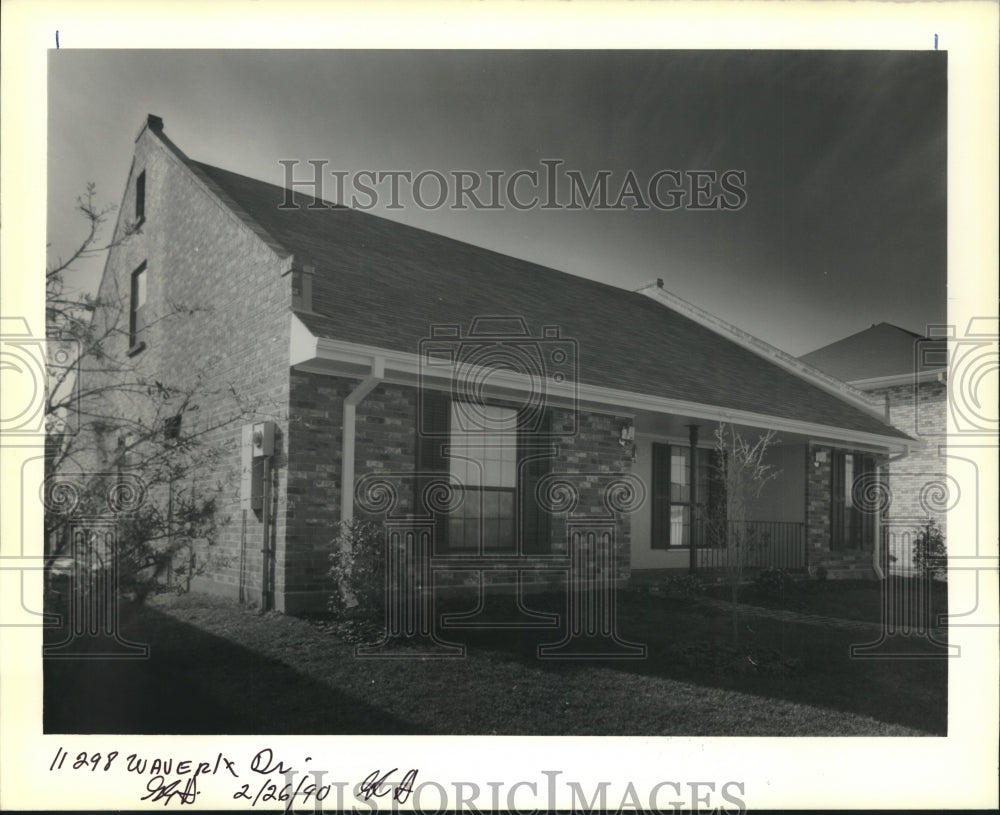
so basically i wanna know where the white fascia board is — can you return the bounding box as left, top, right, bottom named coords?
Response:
left=635, top=282, right=888, bottom=419
left=290, top=316, right=914, bottom=454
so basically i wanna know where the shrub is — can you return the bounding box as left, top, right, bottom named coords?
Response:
left=912, top=518, right=947, bottom=580
left=327, top=518, right=386, bottom=621
left=48, top=484, right=225, bottom=607
left=753, top=568, right=794, bottom=600
left=662, top=574, right=707, bottom=595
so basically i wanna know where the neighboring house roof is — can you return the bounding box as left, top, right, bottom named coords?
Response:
left=186, top=159, right=910, bottom=442
left=799, top=322, right=947, bottom=385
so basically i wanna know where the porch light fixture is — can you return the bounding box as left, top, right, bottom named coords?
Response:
left=814, top=450, right=829, bottom=467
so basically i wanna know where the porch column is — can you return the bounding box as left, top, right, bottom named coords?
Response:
left=687, top=424, right=699, bottom=574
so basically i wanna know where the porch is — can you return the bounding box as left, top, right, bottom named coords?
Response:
left=690, top=519, right=808, bottom=572
left=627, top=415, right=885, bottom=580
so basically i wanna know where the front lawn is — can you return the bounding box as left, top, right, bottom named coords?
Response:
left=44, top=586, right=947, bottom=736
left=699, top=574, right=949, bottom=625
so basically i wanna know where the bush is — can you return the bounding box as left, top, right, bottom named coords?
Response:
left=753, top=568, right=794, bottom=600
left=912, top=518, right=947, bottom=580
left=662, top=574, right=707, bottom=595
left=116, top=492, right=224, bottom=604
left=47, top=484, right=224, bottom=607
left=327, top=518, right=386, bottom=621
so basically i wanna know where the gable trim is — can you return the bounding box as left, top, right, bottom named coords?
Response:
left=849, top=369, right=948, bottom=390
left=140, top=121, right=293, bottom=263
left=635, top=281, right=888, bottom=420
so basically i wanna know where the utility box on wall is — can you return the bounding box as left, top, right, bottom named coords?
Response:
left=241, top=423, right=273, bottom=512
left=251, top=421, right=275, bottom=458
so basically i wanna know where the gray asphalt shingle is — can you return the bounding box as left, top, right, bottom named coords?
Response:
left=192, top=161, right=910, bottom=441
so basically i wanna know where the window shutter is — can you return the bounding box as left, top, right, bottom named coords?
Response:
left=830, top=451, right=846, bottom=550
left=651, top=443, right=671, bottom=549
left=416, top=389, right=451, bottom=551
left=519, top=408, right=553, bottom=554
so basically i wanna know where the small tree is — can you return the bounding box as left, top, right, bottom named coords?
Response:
left=912, top=518, right=947, bottom=581
left=46, top=185, right=254, bottom=603
left=705, top=423, right=779, bottom=645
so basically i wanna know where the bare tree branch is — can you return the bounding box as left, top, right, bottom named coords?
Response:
left=45, top=185, right=259, bottom=603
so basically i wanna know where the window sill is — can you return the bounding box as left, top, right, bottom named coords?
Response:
left=126, top=341, right=147, bottom=358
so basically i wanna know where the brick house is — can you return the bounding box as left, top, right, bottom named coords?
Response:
left=800, top=323, right=948, bottom=574
left=80, top=115, right=916, bottom=614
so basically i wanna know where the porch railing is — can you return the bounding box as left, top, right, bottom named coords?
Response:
left=692, top=520, right=806, bottom=572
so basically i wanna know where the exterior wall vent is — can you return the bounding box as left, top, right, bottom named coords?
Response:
left=291, top=264, right=314, bottom=312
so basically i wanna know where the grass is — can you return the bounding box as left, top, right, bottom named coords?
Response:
left=44, top=582, right=947, bottom=736
left=700, top=574, right=949, bottom=625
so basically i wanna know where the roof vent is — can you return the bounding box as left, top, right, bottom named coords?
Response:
left=147, top=114, right=164, bottom=132
left=656, top=278, right=664, bottom=288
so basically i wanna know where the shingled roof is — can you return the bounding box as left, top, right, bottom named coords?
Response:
left=799, top=322, right=947, bottom=383
left=190, top=160, right=910, bottom=442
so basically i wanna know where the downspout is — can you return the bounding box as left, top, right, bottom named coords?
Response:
left=261, top=456, right=272, bottom=610
left=873, top=446, right=912, bottom=579
left=341, top=358, right=385, bottom=524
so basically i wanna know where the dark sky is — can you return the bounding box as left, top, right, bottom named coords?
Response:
left=47, top=49, right=947, bottom=355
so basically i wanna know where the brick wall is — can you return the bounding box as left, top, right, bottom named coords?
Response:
left=805, top=443, right=833, bottom=558
left=82, top=123, right=293, bottom=605
left=872, top=380, right=948, bottom=572
left=548, top=407, right=635, bottom=582
left=84, top=124, right=640, bottom=616
left=805, top=440, right=891, bottom=572
left=282, top=373, right=635, bottom=612
left=284, top=373, right=419, bottom=611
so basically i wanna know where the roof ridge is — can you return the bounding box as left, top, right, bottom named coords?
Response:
left=636, top=282, right=889, bottom=421
left=178, top=139, right=908, bottom=444
left=798, top=324, right=915, bottom=358
left=875, top=321, right=925, bottom=339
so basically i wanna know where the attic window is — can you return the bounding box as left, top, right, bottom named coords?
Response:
left=135, top=171, right=146, bottom=225
left=128, top=262, right=148, bottom=354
